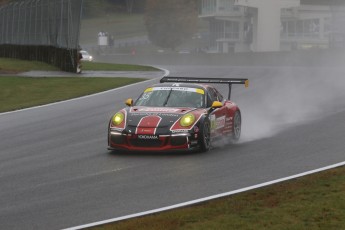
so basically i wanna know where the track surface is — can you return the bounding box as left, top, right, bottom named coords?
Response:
left=1, top=65, right=345, bottom=230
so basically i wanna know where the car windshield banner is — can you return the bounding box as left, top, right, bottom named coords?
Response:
left=145, top=87, right=204, bottom=95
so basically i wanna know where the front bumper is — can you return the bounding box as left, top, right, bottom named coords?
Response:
left=108, top=130, right=199, bottom=151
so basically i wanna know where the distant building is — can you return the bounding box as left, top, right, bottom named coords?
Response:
left=199, top=0, right=345, bottom=53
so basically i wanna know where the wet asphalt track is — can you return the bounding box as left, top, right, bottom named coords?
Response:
left=0, top=65, right=345, bottom=230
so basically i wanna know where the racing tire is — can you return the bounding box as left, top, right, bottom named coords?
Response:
left=199, top=118, right=211, bottom=152
left=231, top=110, right=241, bottom=142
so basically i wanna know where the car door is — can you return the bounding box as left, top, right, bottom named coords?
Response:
left=207, top=87, right=227, bottom=138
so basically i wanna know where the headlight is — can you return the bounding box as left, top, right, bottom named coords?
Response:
left=112, top=112, right=124, bottom=126
left=180, top=113, right=195, bottom=127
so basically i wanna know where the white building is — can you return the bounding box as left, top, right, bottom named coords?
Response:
left=199, top=0, right=345, bottom=53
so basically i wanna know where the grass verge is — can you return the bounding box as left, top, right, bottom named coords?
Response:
left=0, top=77, right=145, bottom=113
left=0, top=58, right=59, bottom=73
left=0, top=58, right=159, bottom=73
left=90, top=165, right=345, bottom=230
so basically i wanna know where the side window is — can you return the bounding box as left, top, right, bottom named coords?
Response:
left=207, top=88, right=218, bottom=107
left=214, top=88, right=224, bottom=102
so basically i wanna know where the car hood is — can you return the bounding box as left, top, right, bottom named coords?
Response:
left=125, top=106, right=206, bottom=134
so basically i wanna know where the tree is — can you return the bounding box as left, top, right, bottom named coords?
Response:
left=125, top=0, right=134, bottom=14
left=145, top=0, right=198, bottom=50
left=82, top=0, right=115, bottom=18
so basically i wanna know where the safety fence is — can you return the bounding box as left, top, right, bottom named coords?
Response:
left=0, top=0, right=83, bottom=72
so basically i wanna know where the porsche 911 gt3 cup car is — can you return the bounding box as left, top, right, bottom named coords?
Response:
left=108, top=76, right=248, bottom=152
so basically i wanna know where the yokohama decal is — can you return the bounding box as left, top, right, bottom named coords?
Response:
left=136, top=116, right=162, bottom=135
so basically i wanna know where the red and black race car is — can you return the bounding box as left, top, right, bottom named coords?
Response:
left=108, top=76, right=248, bottom=152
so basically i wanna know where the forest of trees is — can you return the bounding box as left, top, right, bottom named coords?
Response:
left=145, top=0, right=198, bottom=50
left=0, top=0, right=146, bottom=15
left=1, top=0, right=200, bottom=50
left=82, top=0, right=147, bottom=17
left=1, top=0, right=199, bottom=17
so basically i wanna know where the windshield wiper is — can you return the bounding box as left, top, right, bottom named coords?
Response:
left=163, top=89, right=172, bottom=107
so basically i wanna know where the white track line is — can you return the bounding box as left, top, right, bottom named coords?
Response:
left=0, top=68, right=170, bottom=116
left=63, top=161, right=345, bottom=230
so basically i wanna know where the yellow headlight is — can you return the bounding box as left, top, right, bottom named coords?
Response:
left=112, top=112, right=124, bottom=125
left=180, top=113, right=195, bottom=127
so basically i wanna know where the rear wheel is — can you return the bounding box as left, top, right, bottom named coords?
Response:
left=232, top=111, right=241, bottom=142
left=199, top=118, right=211, bottom=152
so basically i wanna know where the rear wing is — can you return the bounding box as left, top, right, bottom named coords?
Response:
left=160, top=76, right=249, bottom=100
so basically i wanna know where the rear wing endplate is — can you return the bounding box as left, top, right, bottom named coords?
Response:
left=160, top=76, right=249, bottom=100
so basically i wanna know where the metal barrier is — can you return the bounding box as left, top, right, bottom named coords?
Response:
left=0, top=0, right=83, bottom=72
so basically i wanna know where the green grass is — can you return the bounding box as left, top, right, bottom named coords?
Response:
left=89, top=165, right=345, bottom=230
left=0, top=58, right=159, bottom=73
left=0, top=77, right=145, bottom=112
left=0, top=58, right=59, bottom=73
left=0, top=58, right=157, bottom=112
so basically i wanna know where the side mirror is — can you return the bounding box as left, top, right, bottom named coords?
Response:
left=125, top=98, right=133, bottom=106
left=211, top=101, right=223, bottom=109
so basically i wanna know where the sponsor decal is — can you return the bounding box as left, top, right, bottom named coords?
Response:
left=216, top=116, right=226, bottom=129
left=210, top=115, right=216, bottom=130
left=130, top=113, right=145, bottom=116
left=137, top=135, right=159, bottom=140
left=136, top=127, right=156, bottom=134
left=131, top=112, right=179, bottom=117
left=159, top=113, right=179, bottom=117
left=137, top=108, right=180, bottom=113
left=138, top=93, right=151, bottom=100
left=171, top=130, right=189, bottom=133
left=150, top=87, right=204, bottom=95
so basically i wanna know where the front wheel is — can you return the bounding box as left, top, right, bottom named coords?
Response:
left=231, top=111, right=241, bottom=142
left=199, top=118, right=211, bottom=152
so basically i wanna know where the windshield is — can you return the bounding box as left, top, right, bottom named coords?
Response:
left=135, top=87, right=205, bottom=108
